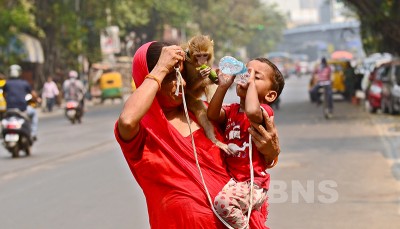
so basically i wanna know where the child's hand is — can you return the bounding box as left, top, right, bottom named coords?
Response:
left=247, top=68, right=255, bottom=82
left=216, top=69, right=234, bottom=89
left=236, top=68, right=255, bottom=88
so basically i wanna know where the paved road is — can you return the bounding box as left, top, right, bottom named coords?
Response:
left=0, top=75, right=399, bottom=228
left=267, top=75, right=400, bottom=228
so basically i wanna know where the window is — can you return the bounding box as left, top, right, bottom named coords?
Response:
left=377, top=65, right=390, bottom=81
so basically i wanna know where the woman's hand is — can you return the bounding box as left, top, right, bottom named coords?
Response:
left=152, top=45, right=185, bottom=80
left=248, top=109, right=280, bottom=166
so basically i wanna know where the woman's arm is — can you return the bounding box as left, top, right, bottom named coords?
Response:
left=248, top=109, right=280, bottom=167
left=118, top=45, right=185, bottom=141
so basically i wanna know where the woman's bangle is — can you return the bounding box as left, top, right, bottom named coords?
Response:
left=265, top=155, right=279, bottom=169
left=145, top=74, right=161, bottom=91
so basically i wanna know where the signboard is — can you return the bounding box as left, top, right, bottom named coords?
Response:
left=100, top=26, right=121, bottom=55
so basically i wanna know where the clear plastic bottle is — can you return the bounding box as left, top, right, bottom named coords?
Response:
left=218, top=56, right=250, bottom=84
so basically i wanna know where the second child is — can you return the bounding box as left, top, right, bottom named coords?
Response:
left=207, top=57, right=285, bottom=229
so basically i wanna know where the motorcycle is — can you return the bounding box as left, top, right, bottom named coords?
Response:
left=316, top=86, right=333, bottom=119
left=1, top=109, right=33, bottom=158
left=65, top=100, right=83, bottom=124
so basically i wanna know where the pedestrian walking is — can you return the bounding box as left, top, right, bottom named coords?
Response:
left=42, top=76, right=59, bottom=112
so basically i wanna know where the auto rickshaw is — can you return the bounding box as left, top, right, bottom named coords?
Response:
left=328, top=59, right=348, bottom=96
left=99, top=71, right=123, bottom=103
left=0, top=76, right=7, bottom=119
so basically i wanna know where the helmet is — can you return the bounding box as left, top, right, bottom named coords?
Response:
left=68, top=70, right=78, bottom=78
left=9, top=64, right=22, bottom=78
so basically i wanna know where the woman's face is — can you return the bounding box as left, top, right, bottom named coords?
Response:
left=157, top=65, right=186, bottom=109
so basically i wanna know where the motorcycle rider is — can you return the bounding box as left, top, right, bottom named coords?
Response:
left=310, top=57, right=333, bottom=118
left=3, top=64, right=39, bottom=141
left=62, top=70, right=85, bottom=111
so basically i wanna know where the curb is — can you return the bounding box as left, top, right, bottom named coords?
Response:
left=369, top=113, right=400, bottom=181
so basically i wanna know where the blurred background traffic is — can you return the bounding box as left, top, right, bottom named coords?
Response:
left=0, top=0, right=398, bottom=116
left=1, top=1, right=400, bottom=228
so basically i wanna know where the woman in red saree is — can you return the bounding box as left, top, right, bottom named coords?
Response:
left=114, top=41, right=280, bottom=228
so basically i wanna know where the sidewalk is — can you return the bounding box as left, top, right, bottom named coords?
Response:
left=268, top=93, right=400, bottom=229
left=367, top=110, right=400, bottom=181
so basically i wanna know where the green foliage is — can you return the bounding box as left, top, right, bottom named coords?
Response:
left=153, top=0, right=191, bottom=27
left=0, top=0, right=286, bottom=82
left=189, top=0, right=286, bottom=60
left=114, top=0, right=152, bottom=33
left=340, top=0, right=400, bottom=55
left=244, top=3, right=286, bottom=58
left=0, top=0, right=41, bottom=72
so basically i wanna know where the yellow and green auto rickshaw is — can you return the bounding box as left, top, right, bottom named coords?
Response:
left=328, top=59, right=348, bottom=95
left=99, top=71, right=123, bottom=103
left=0, top=77, right=7, bottom=119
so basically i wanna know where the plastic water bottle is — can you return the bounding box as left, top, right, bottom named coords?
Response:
left=218, top=56, right=250, bottom=84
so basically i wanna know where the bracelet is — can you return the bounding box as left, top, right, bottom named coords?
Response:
left=265, top=155, right=279, bottom=169
left=145, top=74, right=161, bottom=91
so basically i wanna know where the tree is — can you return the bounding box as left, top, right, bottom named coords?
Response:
left=188, top=0, right=286, bottom=60
left=244, top=3, right=286, bottom=58
left=34, top=0, right=118, bottom=86
left=1, top=0, right=286, bottom=87
left=0, top=0, right=41, bottom=73
left=114, top=0, right=191, bottom=49
left=340, top=0, right=400, bottom=55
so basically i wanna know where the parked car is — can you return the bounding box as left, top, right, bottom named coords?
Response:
left=356, top=53, right=392, bottom=106
left=379, top=60, right=400, bottom=114
left=360, top=53, right=392, bottom=92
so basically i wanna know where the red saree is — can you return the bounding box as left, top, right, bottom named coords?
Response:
left=114, top=41, right=268, bottom=228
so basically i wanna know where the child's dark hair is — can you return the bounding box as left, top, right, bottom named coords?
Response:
left=254, top=57, right=285, bottom=98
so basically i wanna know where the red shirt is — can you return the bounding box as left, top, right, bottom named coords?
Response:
left=223, top=103, right=273, bottom=189
left=317, top=66, right=332, bottom=82
left=121, top=41, right=269, bottom=228
left=114, top=116, right=268, bottom=228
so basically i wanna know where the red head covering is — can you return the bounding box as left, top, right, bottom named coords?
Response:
left=131, top=41, right=165, bottom=129
left=132, top=41, right=153, bottom=87
left=131, top=41, right=228, bottom=185
left=127, top=42, right=268, bottom=229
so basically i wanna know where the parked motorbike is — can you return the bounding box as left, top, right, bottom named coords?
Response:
left=65, top=100, right=83, bottom=124
left=1, top=109, right=33, bottom=158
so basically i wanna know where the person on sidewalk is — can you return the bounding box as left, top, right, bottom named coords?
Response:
left=42, top=76, right=59, bottom=112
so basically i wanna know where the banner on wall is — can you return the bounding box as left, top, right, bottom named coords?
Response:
left=100, top=26, right=121, bottom=55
